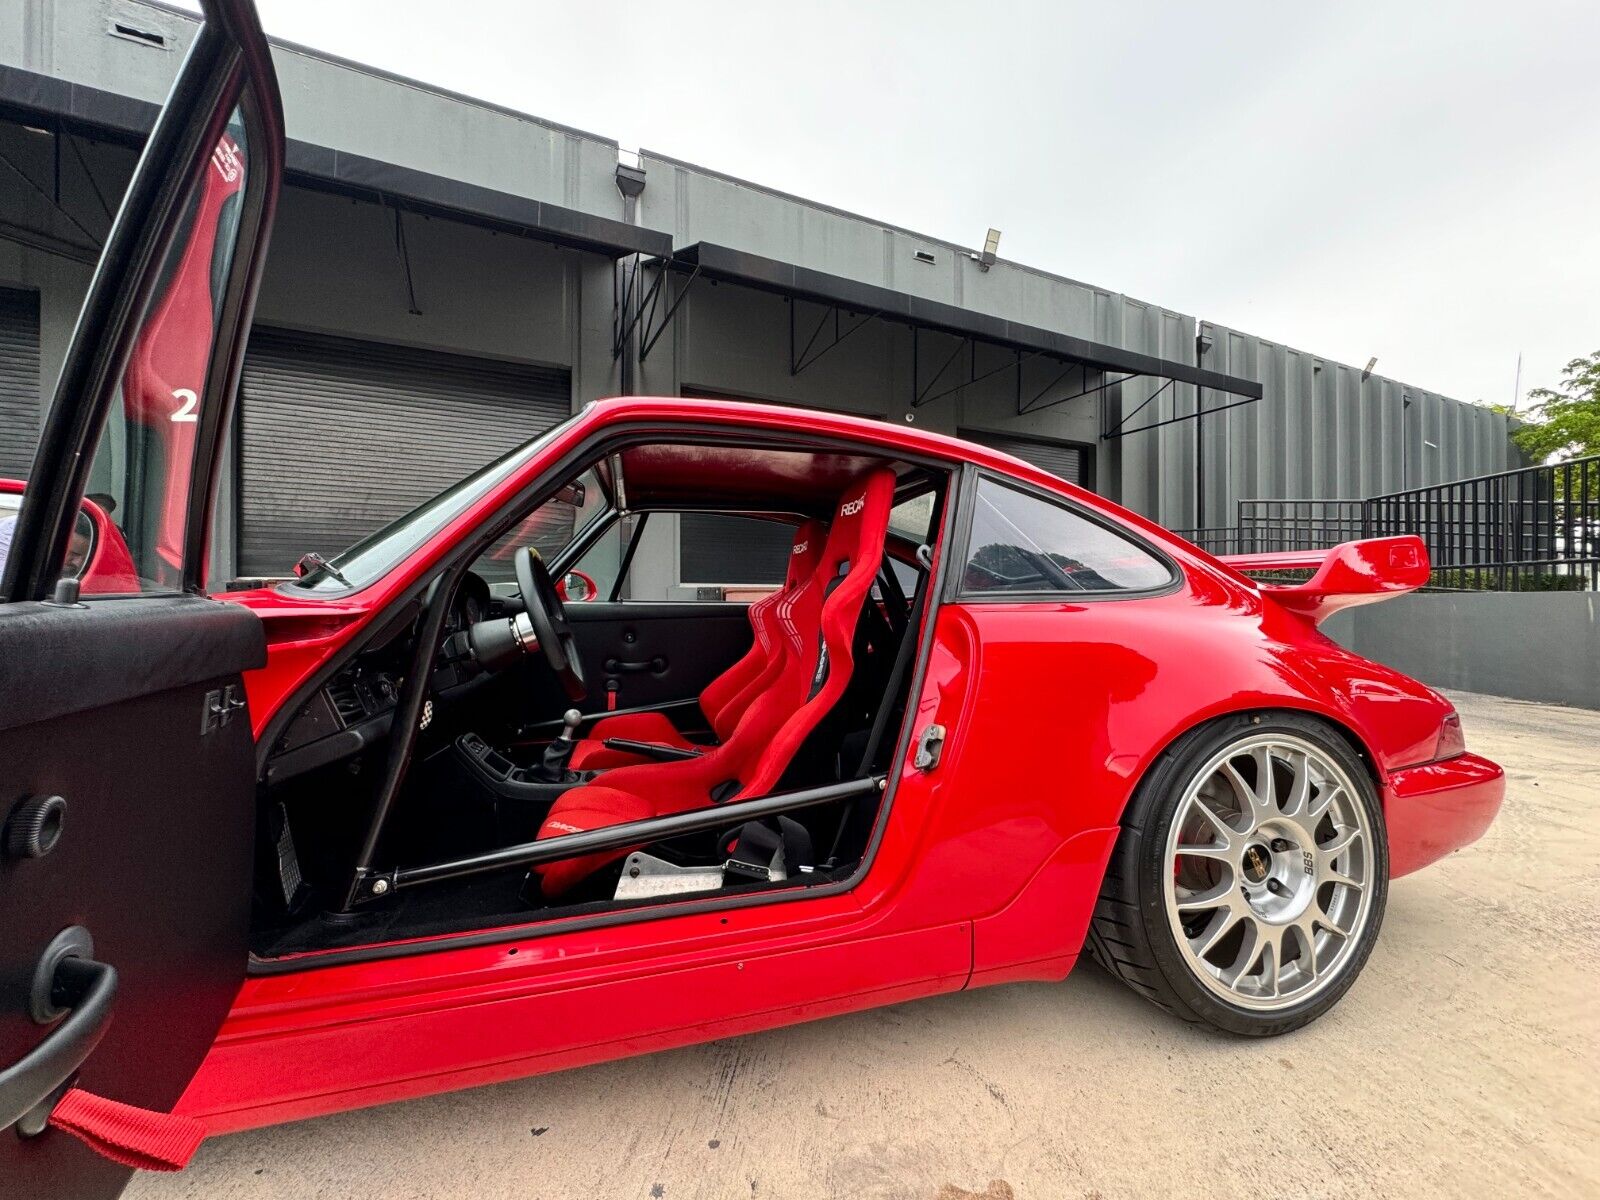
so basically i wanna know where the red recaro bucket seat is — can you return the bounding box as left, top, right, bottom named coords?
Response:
left=569, top=520, right=826, bottom=770
left=533, top=466, right=897, bottom=898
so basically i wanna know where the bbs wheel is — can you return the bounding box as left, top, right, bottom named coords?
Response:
left=1088, top=714, right=1388, bottom=1036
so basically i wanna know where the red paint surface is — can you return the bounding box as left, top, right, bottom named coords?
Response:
left=120, top=132, right=246, bottom=585
left=554, top=568, right=597, bottom=603
left=1223, top=535, right=1432, bottom=622
left=129, top=397, right=1493, bottom=1129
left=1385, top=752, right=1505, bottom=877
left=0, top=479, right=140, bottom=594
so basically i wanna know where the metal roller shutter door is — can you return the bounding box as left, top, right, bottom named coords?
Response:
left=962, top=430, right=1090, bottom=489
left=0, top=288, right=41, bottom=479
left=679, top=513, right=792, bottom=585
left=239, top=329, right=570, bottom=577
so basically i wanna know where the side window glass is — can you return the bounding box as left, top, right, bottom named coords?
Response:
left=574, top=513, right=796, bottom=603
left=963, top=478, right=1172, bottom=595
left=474, top=468, right=604, bottom=592
left=74, top=117, right=251, bottom=594
left=889, top=491, right=935, bottom=543
left=887, top=490, right=936, bottom=598
left=679, top=513, right=791, bottom=597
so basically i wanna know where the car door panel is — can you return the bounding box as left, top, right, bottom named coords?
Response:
left=0, top=599, right=262, bottom=1193
left=519, top=602, right=756, bottom=719
left=0, top=2, right=281, bottom=1195
left=0, top=595, right=266, bottom=727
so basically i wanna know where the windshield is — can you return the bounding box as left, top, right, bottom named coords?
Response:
left=281, top=420, right=575, bottom=596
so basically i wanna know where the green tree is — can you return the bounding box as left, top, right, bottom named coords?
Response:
left=1514, top=351, right=1600, bottom=462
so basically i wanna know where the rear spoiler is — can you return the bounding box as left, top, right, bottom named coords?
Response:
left=1218, top=535, right=1430, bottom=623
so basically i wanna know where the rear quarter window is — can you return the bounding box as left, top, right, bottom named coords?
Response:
left=962, top=477, right=1172, bottom=596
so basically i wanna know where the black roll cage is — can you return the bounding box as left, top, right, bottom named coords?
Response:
left=349, top=777, right=885, bottom=907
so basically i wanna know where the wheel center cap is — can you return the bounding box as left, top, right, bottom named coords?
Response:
left=1242, top=843, right=1273, bottom=884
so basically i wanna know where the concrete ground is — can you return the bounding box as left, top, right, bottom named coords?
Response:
left=133, top=691, right=1599, bottom=1199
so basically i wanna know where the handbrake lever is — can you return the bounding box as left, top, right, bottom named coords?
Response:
left=601, top=738, right=704, bottom=763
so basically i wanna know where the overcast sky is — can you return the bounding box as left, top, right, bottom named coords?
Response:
left=219, top=0, right=1597, bottom=403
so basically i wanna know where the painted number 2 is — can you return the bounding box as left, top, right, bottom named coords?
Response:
left=170, top=388, right=199, bottom=422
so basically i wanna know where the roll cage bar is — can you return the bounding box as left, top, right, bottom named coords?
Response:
left=323, top=437, right=945, bottom=916
left=347, top=776, right=886, bottom=907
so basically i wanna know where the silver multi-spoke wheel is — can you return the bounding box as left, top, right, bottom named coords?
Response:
left=1088, top=714, right=1388, bottom=1035
left=1162, top=733, right=1374, bottom=1011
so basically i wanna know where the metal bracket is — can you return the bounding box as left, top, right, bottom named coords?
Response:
left=64, top=129, right=116, bottom=228
left=612, top=849, right=787, bottom=901
left=0, top=140, right=103, bottom=251
left=611, top=253, right=658, bottom=359
left=1102, top=390, right=1259, bottom=441
left=911, top=328, right=973, bottom=409
left=789, top=298, right=882, bottom=376
left=1017, top=365, right=1130, bottom=416
left=347, top=867, right=399, bottom=907
left=0, top=218, right=99, bottom=265
left=391, top=201, right=422, bottom=316
left=614, top=256, right=702, bottom=363
left=638, top=262, right=701, bottom=362
left=910, top=331, right=1053, bottom=411
left=913, top=723, right=946, bottom=771
left=1024, top=369, right=1142, bottom=418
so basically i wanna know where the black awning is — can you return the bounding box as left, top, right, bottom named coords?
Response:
left=0, top=65, right=670, bottom=261
left=664, top=242, right=1262, bottom=399
left=284, top=145, right=670, bottom=259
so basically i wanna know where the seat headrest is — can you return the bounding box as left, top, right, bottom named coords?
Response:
left=816, top=467, right=897, bottom=578
left=786, top=520, right=826, bottom=589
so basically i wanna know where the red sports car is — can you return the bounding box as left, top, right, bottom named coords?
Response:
left=0, top=4, right=1504, bottom=1196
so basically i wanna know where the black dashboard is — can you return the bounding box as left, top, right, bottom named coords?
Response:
left=266, top=572, right=497, bottom=782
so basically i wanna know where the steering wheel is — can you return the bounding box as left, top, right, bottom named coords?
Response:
left=514, top=546, right=589, bottom=702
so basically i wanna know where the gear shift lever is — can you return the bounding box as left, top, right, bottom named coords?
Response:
left=537, top=708, right=583, bottom=782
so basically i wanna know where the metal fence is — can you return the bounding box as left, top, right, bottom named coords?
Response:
left=1173, top=455, right=1600, bottom=591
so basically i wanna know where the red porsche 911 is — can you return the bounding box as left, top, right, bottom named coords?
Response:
left=0, top=4, right=1504, bottom=1196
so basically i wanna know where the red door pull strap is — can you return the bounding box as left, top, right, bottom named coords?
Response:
left=47, top=1087, right=206, bottom=1172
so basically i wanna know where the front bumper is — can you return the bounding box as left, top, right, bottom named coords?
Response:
left=1384, top=752, right=1505, bottom=878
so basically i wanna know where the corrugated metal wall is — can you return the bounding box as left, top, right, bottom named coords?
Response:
left=1126, top=321, right=1519, bottom=530
left=642, top=156, right=1519, bottom=532
left=0, top=287, right=40, bottom=479
left=237, top=328, right=571, bottom=577
left=1095, top=295, right=1200, bottom=525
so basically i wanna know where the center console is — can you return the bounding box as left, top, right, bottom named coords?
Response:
left=453, top=731, right=598, bottom=801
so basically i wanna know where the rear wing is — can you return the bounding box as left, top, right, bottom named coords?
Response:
left=1218, top=535, right=1430, bottom=623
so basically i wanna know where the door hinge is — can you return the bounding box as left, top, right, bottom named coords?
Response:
left=913, top=723, right=946, bottom=771
left=201, top=684, right=246, bottom=734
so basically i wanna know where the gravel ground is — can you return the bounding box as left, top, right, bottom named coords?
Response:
left=132, top=689, right=1599, bottom=1199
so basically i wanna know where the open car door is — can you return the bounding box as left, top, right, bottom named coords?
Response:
left=0, top=3, right=280, bottom=1195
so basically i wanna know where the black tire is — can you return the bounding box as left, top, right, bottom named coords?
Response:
left=1087, top=712, right=1389, bottom=1036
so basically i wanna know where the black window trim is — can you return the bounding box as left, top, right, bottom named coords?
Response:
left=950, top=468, right=1181, bottom=605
